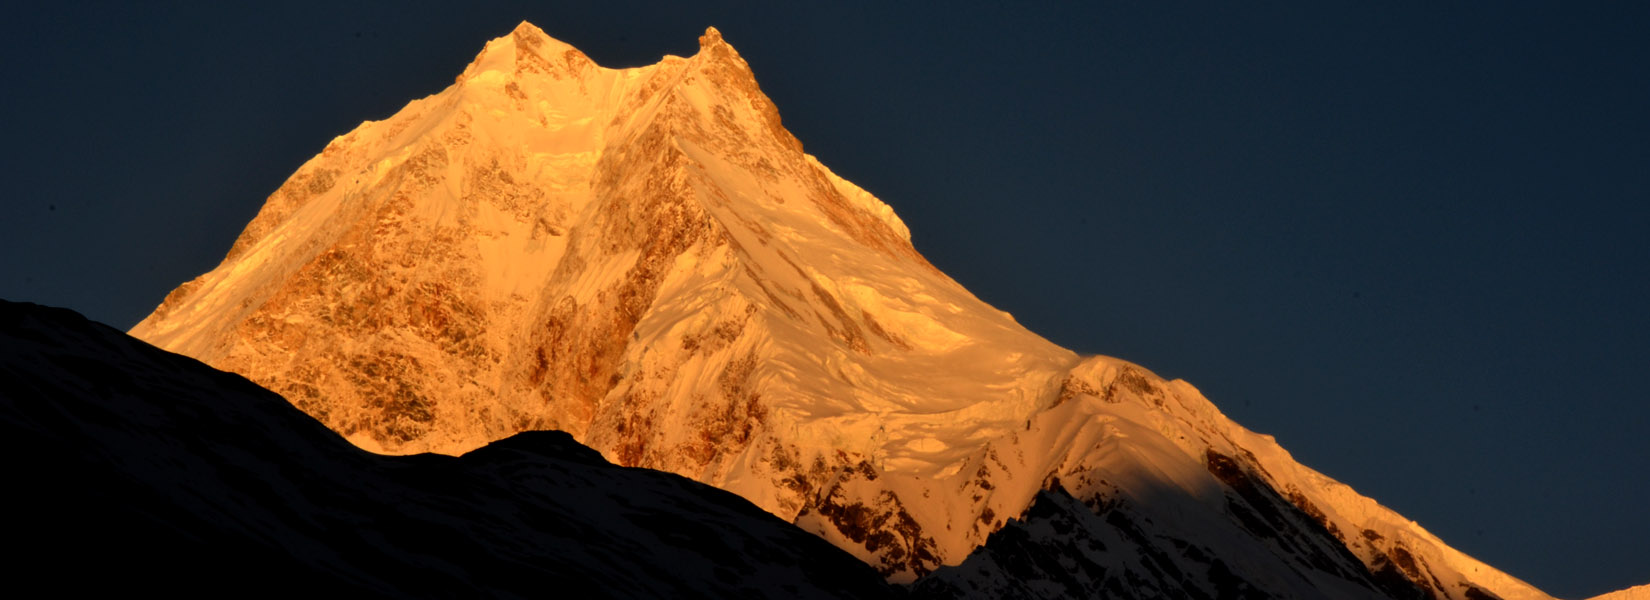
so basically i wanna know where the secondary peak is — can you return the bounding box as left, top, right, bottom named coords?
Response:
left=699, top=26, right=726, bottom=50
left=512, top=21, right=546, bottom=39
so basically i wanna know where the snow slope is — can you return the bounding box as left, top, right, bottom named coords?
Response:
left=903, top=357, right=1553, bottom=598
left=132, top=22, right=1557, bottom=599
left=1591, top=585, right=1650, bottom=600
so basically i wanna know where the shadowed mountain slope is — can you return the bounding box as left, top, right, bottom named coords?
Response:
left=1, top=299, right=899, bottom=598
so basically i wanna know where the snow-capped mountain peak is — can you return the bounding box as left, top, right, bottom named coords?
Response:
left=132, top=23, right=1556, bottom=599
left=459, top=21, right=592, bottom=81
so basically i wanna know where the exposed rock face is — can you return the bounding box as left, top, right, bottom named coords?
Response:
left=132, top=22, right=1555, bottom=598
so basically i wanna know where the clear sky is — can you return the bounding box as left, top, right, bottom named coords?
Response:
left=2, top=3, right=1645, bottom=597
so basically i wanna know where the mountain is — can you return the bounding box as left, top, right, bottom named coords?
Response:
left=0, top=299, right=899, bottom=598
left=131, top=22, right=1558, bottom=598
left=1590, top=585, right=1650, bottom=600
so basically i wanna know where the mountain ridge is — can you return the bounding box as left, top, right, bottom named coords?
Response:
left=0, top=299, right=900, bottom=598
left=131, top=22, right=1561, bottom=599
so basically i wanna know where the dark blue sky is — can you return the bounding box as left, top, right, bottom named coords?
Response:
left=2, top=3, right=1645, bottom=597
